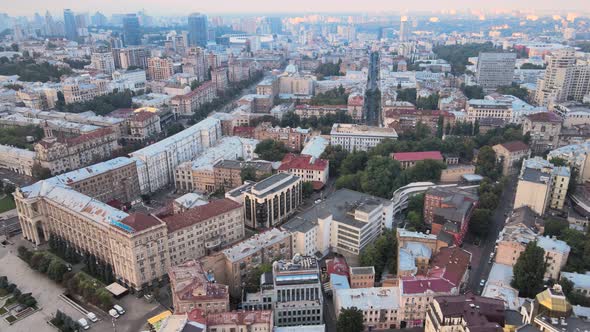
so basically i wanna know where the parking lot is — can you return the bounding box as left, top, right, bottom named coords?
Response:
left=0, top=239, right=166, bottom=332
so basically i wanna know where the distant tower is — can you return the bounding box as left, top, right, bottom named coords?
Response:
left=122, top=14, right=142, bottom=46
left=188, top=13, right=208, bottom=48
left=63, top=9, right=78, bottom=41
left=399, top=16, right=411, bottom=42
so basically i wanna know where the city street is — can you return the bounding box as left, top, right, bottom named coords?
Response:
left=365, top=51, right=381, bottom=126
left=465, top=176, right=518, bottom=293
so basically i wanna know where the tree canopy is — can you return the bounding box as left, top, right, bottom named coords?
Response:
left=0, top=57, right=72, bottom=82
left=512, top=241, right=546, bottom=298
left=254, top=139, right=289, bottom=161
left=336, top=307, right=364, bottom=332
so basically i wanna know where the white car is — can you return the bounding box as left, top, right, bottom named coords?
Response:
left=113, top=304, right=125, bottom=315
left=109, top=309, right=119, bottom=319
left=78, top=318, right=90, bottom=330
left=86, top=312, right=98, bottom=323
left=480, top=279, right=486, bottom=287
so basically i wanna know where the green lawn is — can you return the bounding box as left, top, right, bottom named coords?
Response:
left=5, top=314, right=16, bottom=323
left=0, top=196, right=16, bottom=213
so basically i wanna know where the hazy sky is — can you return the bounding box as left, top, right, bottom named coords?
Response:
left=5, top=0, right=589, bottom=16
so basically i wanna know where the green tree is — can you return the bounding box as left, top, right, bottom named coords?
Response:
left=244, top=263, right=273, bottom=293
left=476, top=146, right=500, bottom=180
left=335, top=173, right=361, bottom=191
left=360, top=156, right=401, bottom=198
left=544, top=218, right=568, bottom=237
left=240, top=166, right=258, bottom=183
left=340, top=151, right=368, bottom=175
left=280, top=111, right=301, bottom=128
left=302, top=181, right=314, bottom=199
left=32, top=163, right=52, bottom=180
left=549, top=157, right=568, bottom=167
left=336, top=307, right=364, bottom=332
left=254, top=139, right=289, bottom=161
left=469, top=209, right=492, bottom=238
left=461, top=84, right=485, bottom=99
left=512, top=241, right=546, bottom=298
left=47, top=259, right=68, bottom=282
left=190, top=80, right=201, bottom=90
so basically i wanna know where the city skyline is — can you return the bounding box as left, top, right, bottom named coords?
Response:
left=4, top=0, right=590, bottom=16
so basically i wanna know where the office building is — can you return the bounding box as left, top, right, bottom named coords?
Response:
left=254, top=123, right=311, bottom=152
left=330, top=124, right=398, bottom=152
left=90, top=51, right=116, bottom=75
left=466, top=99, right=513, bottom=124
left=349, top=267, right=375, bottom=289
left=272, top=256, right=323, bottom=327
left=122, top=14, right=141, bottom=46
left=170, top=81, right=217, bottom=117
left=226, top=173, right=303, bottom=229
left=188, top=13, right=207, bottom=47
left=281, top=189, right=393, bottom=257
left=201, top=228, right=292, bottom=297
left=399, top=16, right=411, bottom=41
left=213, top=160, right=273, bottom=192
left=168, top=259, right=230, bottom=315
left=63, top=9, right=77, bottom=41
left=476, top=52, right=517, bottom=91
left=492, top=141, right=531, bottom=176
left=424, top=295, right=505, bottom=332
left=335, top=287, right=401, bottom=330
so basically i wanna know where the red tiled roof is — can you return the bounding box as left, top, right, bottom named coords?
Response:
left=498, top=141, right=529, bottom=153
left=311, top=181, right=324, bottom=190
left=428, top=246, right=471, bottom=287
left=526, top=111, right=562, bottom=123
left=187, top=308, right=207, bottom=325
left=163, top=199, right=242, bottom=232
left=295, top=104, right=347, bottom=110
left=278, top=153, right=329, bottom=172
left=129, top=111, right=158, bottom=122
left=392, top=151, right=444, bottom=162
left=120, top=213, right=162, bottom=232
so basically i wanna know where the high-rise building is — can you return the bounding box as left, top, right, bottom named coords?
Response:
left=122, top=14, right=142, bottom=46
left=188, top=13, right=208, bottom=48
left=399, top=16, right=411, bottom=41
left=63, top=9, right=78, bottom=41
left=112, top=47, right=149, bottom=69
left=147, top=57, right=174, bottom=81
left=476, top=52, right=517, bottom=91
left=91, top=51, right=116, bottom=75
left=266, top=17, right=282, bottom=35
left=91, top=11, right=108, bottom=26
left=535, top=48, right=590, bottom=108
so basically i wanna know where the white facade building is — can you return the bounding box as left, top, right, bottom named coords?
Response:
left=330, top=123, right=398, bottom=152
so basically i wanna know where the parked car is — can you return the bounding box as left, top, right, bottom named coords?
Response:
left=78, top=318, right=90, bottom=330
left=113, top=304, right=125, bottom=315
left=109, top=309, right=119, bottom=319
left=480, top=279, right=486, bottom=287
left=86, top=312, right=98, bottom=323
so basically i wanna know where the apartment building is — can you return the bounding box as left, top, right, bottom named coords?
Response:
left=392, top=151, right=444, bottom=170
left=226, top=173, right=303, bottom=229
left=112, top=47, right=149, bottom=69
left=213, top=160, right=273, bottom=192
left=35, top=127, right=120, bottom=175
left=514, top=157, right=570, bottom=214
left=423, top=187, right=478, bottom=245
left=466, top=99, right=513, bottom=124
left=492, top=141, right=531, bottom=176
left=254, top=123, right=311, bottom=152
left=476, top=52, right=517, bottom=91
left=147, top=57, right=174, bottom=81
left=495, top=222, right=570, bottom=279
left=168, top=259, right=230, bottom=315
left=294, top=104, right=348, bottom=119
left=334, top=287, right=402, bottom=330
left=560, top=272, right=590, bottom=296
left=256, top=77, right=279, bottom=97
left=547, top=141, right=590, bottom=183
left=382, top=109, right=454, bottom=136
left=522, top=112, right=563, bottom=154
left=62, top=79, right=109, bottom=104
left=163, top=198, right=244, bottom=266
left=16, top=87, right=57, bottom=110
left=330, top=123, right=398, bottom=152
left=49, top=157, right=141, bottom=204
left=15, top=180, right=170, bottom=290
left=206, top=311, right=274, bottom=332
left=91, top=51, right=116, bottom=75
left=111, top=69, right=147, bottom=92
left=182, top=47, right=207, bottom=82
left=281, top=189, right=393, bottom=257
left=424, top=295, right=505, bottom=332
left=535, top=48, right=590, bottom=108
left=201, top=228, right=292, bottom=297
left=130, top=117, right=222, bottom=193
left=272, top=256, right=323, bottom=327
left=0, top=144, right=36, bottom=176
left=170, top=81, right=217, bottom=117
left=349, top=267, right=375, bottom=289
left=173, top=136, right=260, bottom=193
left=277, top=154, right=329, bottom=187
